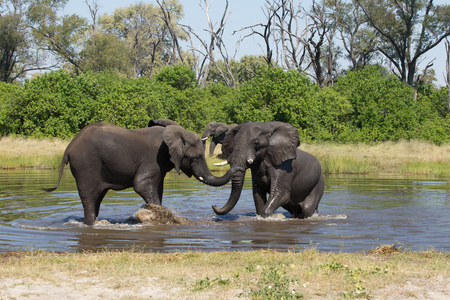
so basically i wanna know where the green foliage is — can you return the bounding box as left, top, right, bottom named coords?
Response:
left=228, top=67, right=315, bottom=124
left=227, top=67, right=354, bottom=142
left=0, top=65, right=447, bottom=145
left=192, top=276, right=230, bottom=291
left=250, top=265, right=303, bottom=299
left=334, top=66, right=449, bottom=143
left=154, top=65, right=197, bottom=90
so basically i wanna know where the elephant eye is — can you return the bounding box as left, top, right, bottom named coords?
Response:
left=190, top=155, right=201, bottom=163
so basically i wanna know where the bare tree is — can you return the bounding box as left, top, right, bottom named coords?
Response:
left=280, top=0, right=308, bottom=70
left=235, top=1, right=276, bottom=67
left=235, top=0, right=308, bottom=70
left=86, top=0, right=99, bottom=34
left=356, top=0, right=450, bottom=87
left=336, top=0, right=378, bottom=70
left=302, top=0, right=340, bottom=87
left=181, top=0, right=235, bottom=88
left=156, top=0, right=185, bottom=65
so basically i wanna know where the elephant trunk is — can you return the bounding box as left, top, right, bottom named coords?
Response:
left=212, top=170, right=245, bottom=215
left=191, top=155, right=240, bottom=187
left=201, top=127, right=212, bottom=151
left=200, top=166, right=239, bottom=187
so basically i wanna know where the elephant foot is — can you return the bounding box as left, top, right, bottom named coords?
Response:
left=83, top=216, right=96, bottom=225
left=259, top=210, right=274, bottom=218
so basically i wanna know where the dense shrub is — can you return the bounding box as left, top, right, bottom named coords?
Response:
left=334, top=66, right=415, bottom=141
left=154, top=65, right=197, bottom=91
left=0, top=65, right=448, bottom=144
left=334, top=66, right=449, bottom=143
left=226, top=67, right=354, bottom=142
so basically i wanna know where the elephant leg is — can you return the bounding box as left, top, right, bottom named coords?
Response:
left=134, top=172, right=164, bottom=205
left=262, top=190, right=290, bottom=217
left=252, top=184, right=267, bottom=216
left=79, top=187, right=107, bottom=225
left=73, top=173, right=107, bottom=225
left=299, top=174, right=325, bottom=218
left=95, top=190, right=108, bottom=219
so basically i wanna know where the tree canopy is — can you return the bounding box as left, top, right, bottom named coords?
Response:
left=0, top=0, right=449, bottom=88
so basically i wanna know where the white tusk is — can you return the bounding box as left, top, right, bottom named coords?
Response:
left=213, top=160, right=229, bottom=166
left=199, top=177, right=204, bottom=181
left=201, top=137, right=208, bottom=141
left=247, top=158, right=254, bottom=164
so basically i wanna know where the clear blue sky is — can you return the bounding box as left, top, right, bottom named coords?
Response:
left=64, top=0, right=448, bottom=86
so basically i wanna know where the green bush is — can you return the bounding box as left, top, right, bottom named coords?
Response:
left=154, top=64, right=197, bottom=90
left=0, top=65, right=447, bottom=144
left=335, top=66, right=422, bottom=142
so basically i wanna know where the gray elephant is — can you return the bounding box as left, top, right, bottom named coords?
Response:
left=212, top=121, right=324, bottom=218
left=45, top=122, right=240, bottom=225
left=201, top=122, right=237, bottom=156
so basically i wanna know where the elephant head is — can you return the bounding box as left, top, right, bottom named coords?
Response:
left=162, top=125, right=239, bottom=187
left=201, top=122, right=237, bottom=156
left=212, top=121, right=300, bottom=214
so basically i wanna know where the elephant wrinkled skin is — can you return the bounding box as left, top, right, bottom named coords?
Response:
left=45, top=121, right=239, bottom=225
left=212, top=121, right=324, bottom=218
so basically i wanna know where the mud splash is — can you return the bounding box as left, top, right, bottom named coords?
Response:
left=134, top=204, right=198, bottom=225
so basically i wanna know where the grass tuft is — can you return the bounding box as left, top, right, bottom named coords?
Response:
left=1, top=248, right=448, bottom=299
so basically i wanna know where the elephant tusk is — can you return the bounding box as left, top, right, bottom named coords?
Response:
left=213, top=161, right=229, bottom=166
left=247, top=158, right=254, bottom=165
left=199, top=176, right=204, bottom=181
left=201, top=137, right=208, bottom=141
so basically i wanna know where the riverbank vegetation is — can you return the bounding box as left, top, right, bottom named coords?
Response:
left=1, top=66, right=449, bottom=145
left=1, top=246, right=448, bottom=299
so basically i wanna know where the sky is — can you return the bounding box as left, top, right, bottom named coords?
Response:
left=64, top=0, right=448, bottom=87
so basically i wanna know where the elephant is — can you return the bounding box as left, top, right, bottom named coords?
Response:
left=44, top=122, right=240, bottom=225
left=212, top=121, right=324, bottom=218
left=201, top=122, right=238, bottom=156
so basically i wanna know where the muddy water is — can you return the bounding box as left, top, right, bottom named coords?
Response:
left=0, top=169, right=448, bottom=253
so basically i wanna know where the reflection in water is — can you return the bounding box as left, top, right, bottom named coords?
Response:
left=0, top=170, right=449, bottom=253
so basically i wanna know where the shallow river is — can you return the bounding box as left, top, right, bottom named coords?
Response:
left=0, top=169, right=448, bottom=253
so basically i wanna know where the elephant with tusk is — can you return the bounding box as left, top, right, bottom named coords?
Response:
left=201, top=122, right=238, bottom=156
left=212, top=121, right=324, bottom=219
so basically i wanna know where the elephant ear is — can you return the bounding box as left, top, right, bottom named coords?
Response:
left=221, top=125, right=240, bottom=159
left=267, top=123, right=300, bottom=166
left=214, top=123, right=230, bottom=136
left=162, top=125, right=187, bottom=174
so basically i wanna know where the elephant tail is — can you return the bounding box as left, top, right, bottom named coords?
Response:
left=43, top=151, right=69, bottom=192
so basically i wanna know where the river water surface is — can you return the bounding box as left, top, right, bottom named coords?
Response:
left=0, top=170, right=448, bottom=253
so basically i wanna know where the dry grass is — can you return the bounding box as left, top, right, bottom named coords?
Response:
left=1, top=137, right=449, bottom=177
left=302, top=140, right=450, bottom=176
left=0, top=137, right=68, bottom=169
left=0, top=248, right=448, bottom=299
